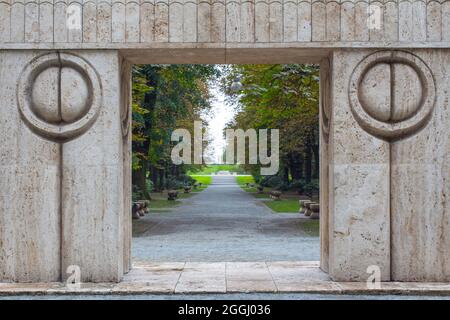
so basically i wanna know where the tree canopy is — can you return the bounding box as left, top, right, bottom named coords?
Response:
left=222, top=64, right=320, bottom=193
left=132, top=64, right=219, bottom=199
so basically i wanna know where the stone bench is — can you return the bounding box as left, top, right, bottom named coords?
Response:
left=304, top=201, right=313, bottom=217
left=132, top=200, right=149, bottom=220
left=168, top=190, right=178, bottom=201
left=309, top=203, right=320, bottom=220
left=298, top=199, right=311, bottom=214
left=270, top=190, right=282, bottom=200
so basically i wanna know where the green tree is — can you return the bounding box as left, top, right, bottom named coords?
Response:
left=223, top=64, right=319, bottom=193
left=132, top=65, right=219, bottom=199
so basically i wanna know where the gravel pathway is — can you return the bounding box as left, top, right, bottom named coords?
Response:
left=132, top=175, right=320, bottom=262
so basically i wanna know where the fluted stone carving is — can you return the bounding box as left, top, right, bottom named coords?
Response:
left=1, top=1, right=450, bottom=46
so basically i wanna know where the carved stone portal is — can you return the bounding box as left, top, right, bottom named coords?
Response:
left=0, top=47, right=448, bottom=283
left=17, top=52, right=102, bottom=142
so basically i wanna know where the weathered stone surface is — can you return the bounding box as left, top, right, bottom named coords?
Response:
left=0, top=50, right=127, bottom=283
left=390, top=50, right=450, bottom=281
left=121, top=58, right=132, bottom=275
left=59, top=67, right=90, bottom=123
left=31, top=66, right=91, bottom=124
left=61, top=51, right=124, bottom=283
left=0, top=51, right=60, bottom=282
left=330, top=49, right=449, bottom=282
left=31, top=66, right=60, bottom=123
left=0, top=1, right=449, bottom=285
left=358, top=61, right=423, bottom=123
left=328, top=50, right=391, bottom=282
left=319, top=57, right=330, bottom=273
left=1, top=2, right=450, bottom=48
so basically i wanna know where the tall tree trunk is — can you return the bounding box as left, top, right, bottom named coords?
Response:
left=312, top=143, right=319, bottom=179
left=151, top=166, right=158, bottom=191
left=289, top=153, right=303, bottom=181
left=132, top=138, right=151, bottom=199
left=305, top=141, right=312, bottom=184
left=132, top=161, right=151, bottom=200
left=283, top=166, right=290, bottom=184
left=158, top=169, right=165, bottom=191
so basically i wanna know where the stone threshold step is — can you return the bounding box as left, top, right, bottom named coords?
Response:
left=1, top=282, right=450, bottom=296
left=1, top=261, right=449, bottom=296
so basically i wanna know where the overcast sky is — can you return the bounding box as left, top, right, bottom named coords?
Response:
left=202, top=79, right=236, bottom=164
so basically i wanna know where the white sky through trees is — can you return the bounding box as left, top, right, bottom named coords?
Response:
left=202, top=79, right=236, bottom=164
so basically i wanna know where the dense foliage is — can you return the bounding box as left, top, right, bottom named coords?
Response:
left=223, top=64, right=320, bottom=195
left=132, top=65, right=219, bottom=199
left=131, top=64, right=320, bottom=200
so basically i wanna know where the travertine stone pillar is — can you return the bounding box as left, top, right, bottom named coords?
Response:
left=328, top=50, right=391, bottom=281
left=329, top=49, right=450, bottom=282
left=60, top=51, right=125, bottom=282
left=0, top=51, right=60, bottom=282
left=0, top=50, right=128, bottom=282
left=390, top=50, right=450, bottom=281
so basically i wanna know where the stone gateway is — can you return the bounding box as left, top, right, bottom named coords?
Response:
left=0, top=1, right=449, bottom=283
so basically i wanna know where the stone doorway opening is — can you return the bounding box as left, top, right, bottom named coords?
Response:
left=1, top=47, right=448, bottom=289
left=123, top=49, right=331, bottom=292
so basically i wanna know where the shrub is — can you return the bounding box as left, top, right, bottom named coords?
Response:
left=165, top=174, right=196, bottom=190
left=165, top=176, right=183, bottom=190
left=146, top=179, right=154, bottom=193
left=273, top=182, right=289, bottom=191
left=304, top=179, right=320, bottom=194
left=259, top=175, right=283, bottom=188
left=132, top=179, right=154, bottom=201
left=178, top=174, right=196, bottom=186
left=288, top=179, right=306, bottom=193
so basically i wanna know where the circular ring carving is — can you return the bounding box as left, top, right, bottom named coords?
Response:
left=120, top=60, right=131, bottom=138
left=17, top=52, right=102, bottom=142
left=321, top=58, right=331, bottom=142
left=349, top=50, right=436, bottom=141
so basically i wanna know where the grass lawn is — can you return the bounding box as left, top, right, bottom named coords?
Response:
left=190, top=175, right=212, bottom=185
left=236, top=176, right=270, bottom=196
left=242, top=187, right=257, bottom=193
left=264, top=199, right=300, bottom=213
left=188, top=164, right=245, bottom=175
left=178, top=192, right=195, bottom=198
left=148, top=199, right=181, bottom=210
left=254, top=193, right=270, bottom=199
left=236, top=175, right=255, bottom=186
left=141, top=175, right=210, bottom=213
left=147, top=191, right=195, bottom=212
left=191, top=186, right=207, bottom=193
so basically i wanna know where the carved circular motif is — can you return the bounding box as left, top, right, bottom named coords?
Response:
left=321, top=58, right=331, bottom=142
left=17, top=53, right=102, bottom=142
left=349, top=51, right=435, bottom=140
left=120, top=61, right=131, bottom=138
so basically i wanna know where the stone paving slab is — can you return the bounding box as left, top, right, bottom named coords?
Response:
left=1, top=261, right=450, bottom=296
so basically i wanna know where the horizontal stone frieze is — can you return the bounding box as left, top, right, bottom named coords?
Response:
left=0, top=1, right=450, bottom=46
